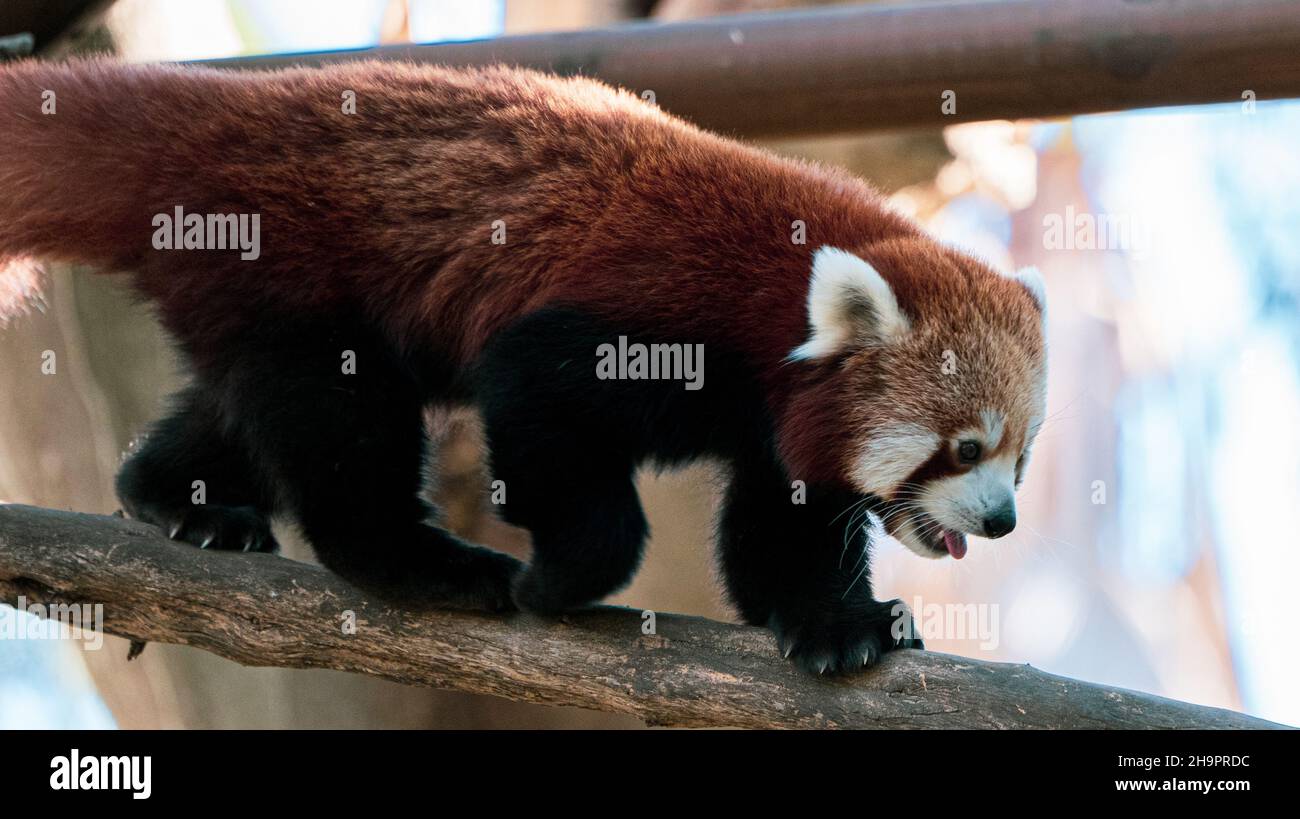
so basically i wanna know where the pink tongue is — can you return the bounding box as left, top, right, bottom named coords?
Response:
left=942, top=530, right=968, bottom=559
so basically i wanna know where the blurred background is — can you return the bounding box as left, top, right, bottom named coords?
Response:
left=1, top=0, right=1296, bottom=729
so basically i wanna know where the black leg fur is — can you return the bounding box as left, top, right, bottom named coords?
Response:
left=477, top=312, right=650, bottom=614
left=126, top=315, right=521, bottom=611
left=121, top=304, right=920, bottom=670
left=116, top=384, right=278, bottom=553
left=221, top=317, right=520, bottom=610
left=718, top=453, right=923, bottom=674
left=476, top=308, right=769, bottom=613
left=476, top=307, right=923, bottom=675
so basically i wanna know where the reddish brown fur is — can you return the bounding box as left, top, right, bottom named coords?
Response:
left=841, top=238, right=1046, bottom=454
left=0, top=59, right=1038, bottom=488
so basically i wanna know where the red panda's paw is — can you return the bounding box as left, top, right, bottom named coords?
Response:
left=511, top=561, right=609, bottom=616
left=316, top=526, right=523, bottom=614
left=424, top=546, right=523, bottom=614
left=769, top=599, right=924, bottom=676
left=161, top=504, right=279, bottom=554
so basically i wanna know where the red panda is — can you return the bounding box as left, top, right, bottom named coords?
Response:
left=0, top=59, right=1046, bottom=674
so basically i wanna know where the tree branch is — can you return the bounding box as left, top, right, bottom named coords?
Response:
left=0, top=504, right=1285, bottom=729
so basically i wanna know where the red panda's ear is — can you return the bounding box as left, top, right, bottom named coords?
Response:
left=1007, top=265, right=1047, bottom=318
left=790, top=246, right=910, bottom=361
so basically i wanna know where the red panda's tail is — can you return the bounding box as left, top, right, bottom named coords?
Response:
left=0, top=58, right=183, bottom=316
left=0, top=60, right=67, bottom=317
left=0, top=57, right=475, bottom=326
left=0, top=57, right=396, bottom=323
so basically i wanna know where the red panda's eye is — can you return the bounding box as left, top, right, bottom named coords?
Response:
left=958, top=441, right=981, bottom=463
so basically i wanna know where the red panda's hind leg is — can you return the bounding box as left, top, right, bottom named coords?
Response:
left=480, top=411, right=647, bottom=614
left=203, top=314, right=521, bottom=612
left=476, top=310, right=651, bottom=615
left=116, top=384, right=278, bottom=554
left=497, top=465, right=646, bottom=616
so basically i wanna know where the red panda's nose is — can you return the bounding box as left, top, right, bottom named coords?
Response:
left=983, top=506, right=1017, bottom=538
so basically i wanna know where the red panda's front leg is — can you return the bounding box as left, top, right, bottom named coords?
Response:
left=718, top=454, right=924, bottom=674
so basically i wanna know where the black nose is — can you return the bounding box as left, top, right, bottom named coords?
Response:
left=983, top=507, right=1016, bottom=538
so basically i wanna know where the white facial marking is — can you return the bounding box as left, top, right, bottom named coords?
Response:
left=852, top=422, right=940, bottom=495
left=921, top=452, right=1018, bottom=535
left=790, top=246, right=909, bottom=360
left=978, top=409, right=1004, bottom=450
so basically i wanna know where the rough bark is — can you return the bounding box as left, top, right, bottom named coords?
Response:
left=0, top=504, right=1287, bottom=730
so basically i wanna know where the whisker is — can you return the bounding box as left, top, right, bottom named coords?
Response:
left=841, top=552, right=871, bottom=600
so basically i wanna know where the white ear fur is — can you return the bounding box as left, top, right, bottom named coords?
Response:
left=1009, top=265, right=1047, bottom=316
left=790, top=246, right=909, bottom=361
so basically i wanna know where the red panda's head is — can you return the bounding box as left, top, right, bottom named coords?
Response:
left=783, top=238, right=1047, bottom=560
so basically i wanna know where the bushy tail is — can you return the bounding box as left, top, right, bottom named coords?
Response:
left=0, top=57, right=532, bottom=328
left=0, top=59, right=240, bottom=317
left=0, top=59, right=176, bottom=306
left=0, top=57, right=397, bottom=321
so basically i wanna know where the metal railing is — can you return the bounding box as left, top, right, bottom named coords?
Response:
left=200, top=0, right=1300, bottom=136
